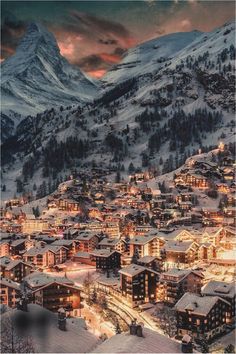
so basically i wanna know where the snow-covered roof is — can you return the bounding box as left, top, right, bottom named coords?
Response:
left=0, top=277, right=20, bottom=290
left=98, top=238, right=122, bottom=246
left=2, top=304, right=98, bottom=353
left=24, top=272, right=74, bottom=288
left=202, top=280, right=235, bottom=299
left=92, top=327, right=181, bottom=353
left=129, top=235, right=158, bottom=245
left=175, top=292, right=230, bottom=316
left=165, top=240, right=197, bottom=252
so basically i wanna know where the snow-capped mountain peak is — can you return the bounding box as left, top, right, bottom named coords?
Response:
left=1, top=22, right=99, bottom=139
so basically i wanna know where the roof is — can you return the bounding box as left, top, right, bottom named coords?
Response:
left=2, top=304, right=98, bottom=353
left=90, top=249, right=119, bottom=257
left=24, top=272, right=74, bottom=289
left=165, top=240, right=197, bottom=253
left=10, top=239, right=25, bottom=247
left=76, top=231, right=99, bottom=241
left=0, top=277, right=20, bottom=290
left=92, top=327, right=181, bottom=353
left=202, top=280, right=235, bottom=299
left=161, top=268, right=203, bottom=280
left=119, top=264, right=158, bottom=277
left=51, top=239, right=75, bottom=246
left=74, top=251, right=91, bottom=259
left=98, top=238, right=122, bottom=246
left=129, top=235, right=158, bottom=245
left=32, top=280, right=81, bottom=293
left=137, top=256, right=157, bottom=264
left=175, top=292, right=230, bottom=316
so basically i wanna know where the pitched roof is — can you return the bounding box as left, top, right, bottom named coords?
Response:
left=202, top=280, right=235, bottom=299
left=0, top=277, right=20, bottom=290
left=175, top=292, right=230, bottom=316
left=92, top=327, right=181, bottom=353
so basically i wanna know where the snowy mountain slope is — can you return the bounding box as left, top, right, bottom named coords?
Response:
left=1, top=21, right=235, bottom=200
left=1, top=23, right=99, bottom=140
left=102, top=30, right=202, bottom=85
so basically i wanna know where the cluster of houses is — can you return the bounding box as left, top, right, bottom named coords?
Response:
left=0, top=146, right=235, bottom=344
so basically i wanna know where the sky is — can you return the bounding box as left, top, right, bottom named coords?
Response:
left=1, top=0, right=235, bottom=78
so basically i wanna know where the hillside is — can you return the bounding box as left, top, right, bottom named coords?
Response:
left=1, top=21, right=235, bottom=200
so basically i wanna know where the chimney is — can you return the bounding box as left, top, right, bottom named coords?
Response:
left=58, top=308, right=66, bottom=331
left=129, top=319, right=137, bottom=335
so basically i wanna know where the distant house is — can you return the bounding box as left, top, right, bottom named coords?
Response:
left=198, top=243, right=216, bottom=260
left=0, top=277, right=20, bottom=308
left=157, top=268, right=204, bottom=306
left=202, top=280, right=235, bottom=320
left=23, top=245, right=68, bottom=268
left=51, top=239, right=79, bottom=259
left=129, top=235, right=164, bottom=258
left=119, top=264, right=159, bottom=307
left=10, top=238, right=26, bottom=256
left=175, top=293, right=232, bottom=341
left=90, top=249, right=121, bottom=271
left=22, top=219, right=49, bottom=234
left=162, top=241, right=199, bottom=268
left=98, top=237, right=126, bottom=253
left=0, top=257, right=34, bottom=282
left=76, top=231, right=99, bottom=252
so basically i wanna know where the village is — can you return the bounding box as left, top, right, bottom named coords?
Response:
left=0, top=142, right=235, bottom=353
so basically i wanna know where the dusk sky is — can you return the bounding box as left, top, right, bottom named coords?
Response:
left=1, top=0, right=235, bottom=78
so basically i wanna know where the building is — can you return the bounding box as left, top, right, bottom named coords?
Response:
left=0, top=241, right=10, bottom=257
left=90, top=249, right=121, bottom=271
left=129, top=236, right=164, bottom=259
left=32, top=281, right=81, bottom=313
left=76, top=231, right=99, bottom=253
left=198, top=243, right=216, bottom=260
left=22, top=219, right=49, bottom=234
left=0, top=257, right=34, bottom=282
left=202, top=280, right=235, bottom=320
left=51, top=239, right=79, bottom=259
left=98, top=237, right=126, bottom=253
left=175, top=293, right=232, bottom=341
left=119, top=264, right=159, bottom=307
left=162, top=241, right=199, bottom=268
left=0, top=277, right=20, bottom=308
left=157, top=268, right=204, bottom=306
left=9, top=238, right=26, bottom=256
left=23, top=245, right=68, bottom=268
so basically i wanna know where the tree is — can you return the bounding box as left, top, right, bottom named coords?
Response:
left=32, top=206, right=40, bottom=218
left=16, top=179, right=23, bottom=193
left=1, top=311, right=35, bottom=353
left=128, top=162, right=135, bottom=174
left=1, top=184, right=6, bottom=192
left=115, top=321, right=121, bottom=334
left=224, top=344, right=235, bottom=353
left=91, top=287, right=97, bottom=304
left=83, top=272, right=93, bottom=305
left=115, top=171, right=121, bottom=183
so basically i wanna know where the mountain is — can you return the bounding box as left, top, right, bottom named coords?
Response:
left=1, top=21, right=235, bottom=200
left=1, top=23, right=99, bottom=140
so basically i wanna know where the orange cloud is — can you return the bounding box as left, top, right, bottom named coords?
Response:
left=58, top=41, right=75, bottom=56
left=87, top=69, right=106, bottom=78
left=99, top=53, right=121, bottom=63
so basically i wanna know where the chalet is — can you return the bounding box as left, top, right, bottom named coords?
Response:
left=157, top=268, right=204, bottom=306
left=198, top=243, right=216, bottom=260
left=162, top=241, right=199, bottom=268
left=0, top=277, right=20, bottom=308
left=32, top=281, right=81, bottom=314
left=51, top=239, right=79, bottom=259
left=202, top=281, right=235, bottom=320
left=58, top=198, right=80, bottom=212
left=90, top=249, right=121, bottom=271
left=98, top=237, right=126, bottom=253
left=175, top=293, right=232, bottom=341
left=129, top=235, right=164, bottom=259
left=136, top=256, right=161, bottom=270
left=0, top=257, right=34, bottom=282
left=76, top=231, right=99, bottom=252
left=23, top=245, right=68, bottom=268
left=119, top=264, right=159, bottom=307
left=73, top=251, right=95, bottom=266
left=10, top=238, right=26, bottom=256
